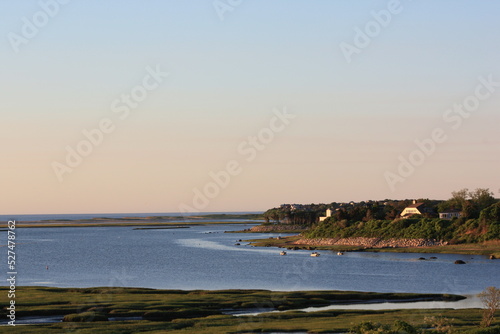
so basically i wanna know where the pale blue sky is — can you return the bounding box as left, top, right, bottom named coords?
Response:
left=1, top=1, right=499, bottom=214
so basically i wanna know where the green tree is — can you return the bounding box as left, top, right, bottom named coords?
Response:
left=480, top=202, right=500, bottom=223
left=442, top=188, right=497, bottom=219
left=462, top=200, right=479, bottom=219
left=334, top=208, right=349, bottom=221
left=363, top=209, right=374, bottom=222
left=470, top=188, right=497, bottom=212
left=384, top=206, right=399, bottom=220
left=438, top=200, right=452, bottom=213
left=451, top=188, right=469, bottom=209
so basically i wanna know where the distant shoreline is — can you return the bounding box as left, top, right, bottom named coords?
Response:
left=4, top=213, right=262, bottom=228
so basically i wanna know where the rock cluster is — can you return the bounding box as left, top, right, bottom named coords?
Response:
left=292, top=237, right=447, bottom=248
left=248, top=225, right=306, bottom=232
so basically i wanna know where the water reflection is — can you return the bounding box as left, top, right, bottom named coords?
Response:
left=236, top=295, right=483, bottom=317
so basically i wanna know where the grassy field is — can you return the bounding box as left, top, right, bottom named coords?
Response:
left=247, top=236, right=500, bottom=258
left=2, top=286, right=497, bottom=333
left=6, top=309, right=499, bottom=333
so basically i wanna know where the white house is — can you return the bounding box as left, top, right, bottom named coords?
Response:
left=439, top=210, right=462, bottom=220
left=400, top=200, right=431, bottom=218
left=319, top=209, right=332, bottom=222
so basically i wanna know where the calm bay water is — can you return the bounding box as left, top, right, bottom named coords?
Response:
left=1, top=223, right=499, bottom=295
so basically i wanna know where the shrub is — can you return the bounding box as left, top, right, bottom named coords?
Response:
left=62, top=311, right=108, bottom=322
left=478, top=287, right=500, bottom=328
left=393, top=320, right=418, bottom=334
left=349, top=321, right=390, bottom=333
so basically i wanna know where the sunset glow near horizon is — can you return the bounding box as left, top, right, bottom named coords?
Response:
left=1, top=1, right=499, bottom=215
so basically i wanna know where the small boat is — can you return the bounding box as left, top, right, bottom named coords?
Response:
left=337, top=252, right=344, bottom=256
left=280, top=251, right=287, bottom=256
left=310, top=252, right=320, bottom=257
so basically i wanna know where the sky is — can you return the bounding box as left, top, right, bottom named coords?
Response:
left=1, top=0, right=499, bottom=215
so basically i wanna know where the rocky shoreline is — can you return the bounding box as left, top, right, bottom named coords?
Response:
left=292, top=237, right=448, bottom=248
left=246, top=225, right=307, bottom=232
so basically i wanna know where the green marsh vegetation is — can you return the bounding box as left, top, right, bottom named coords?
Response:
left=3, top=287, right=494, bottom=333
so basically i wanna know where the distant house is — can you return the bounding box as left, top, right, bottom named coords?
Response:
left=439, top=210, right=462, bottom=220
left=319, top=209, right=332, bottom=222
left=400, top=200, right=433, bottom=218
left=280, top=204, right=306, bottom=211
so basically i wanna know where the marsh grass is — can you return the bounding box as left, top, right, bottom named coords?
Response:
left=1, top=286, right=492, bottom=333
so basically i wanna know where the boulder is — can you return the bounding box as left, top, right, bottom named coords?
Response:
left=454, top=260, right=466, bottom=264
